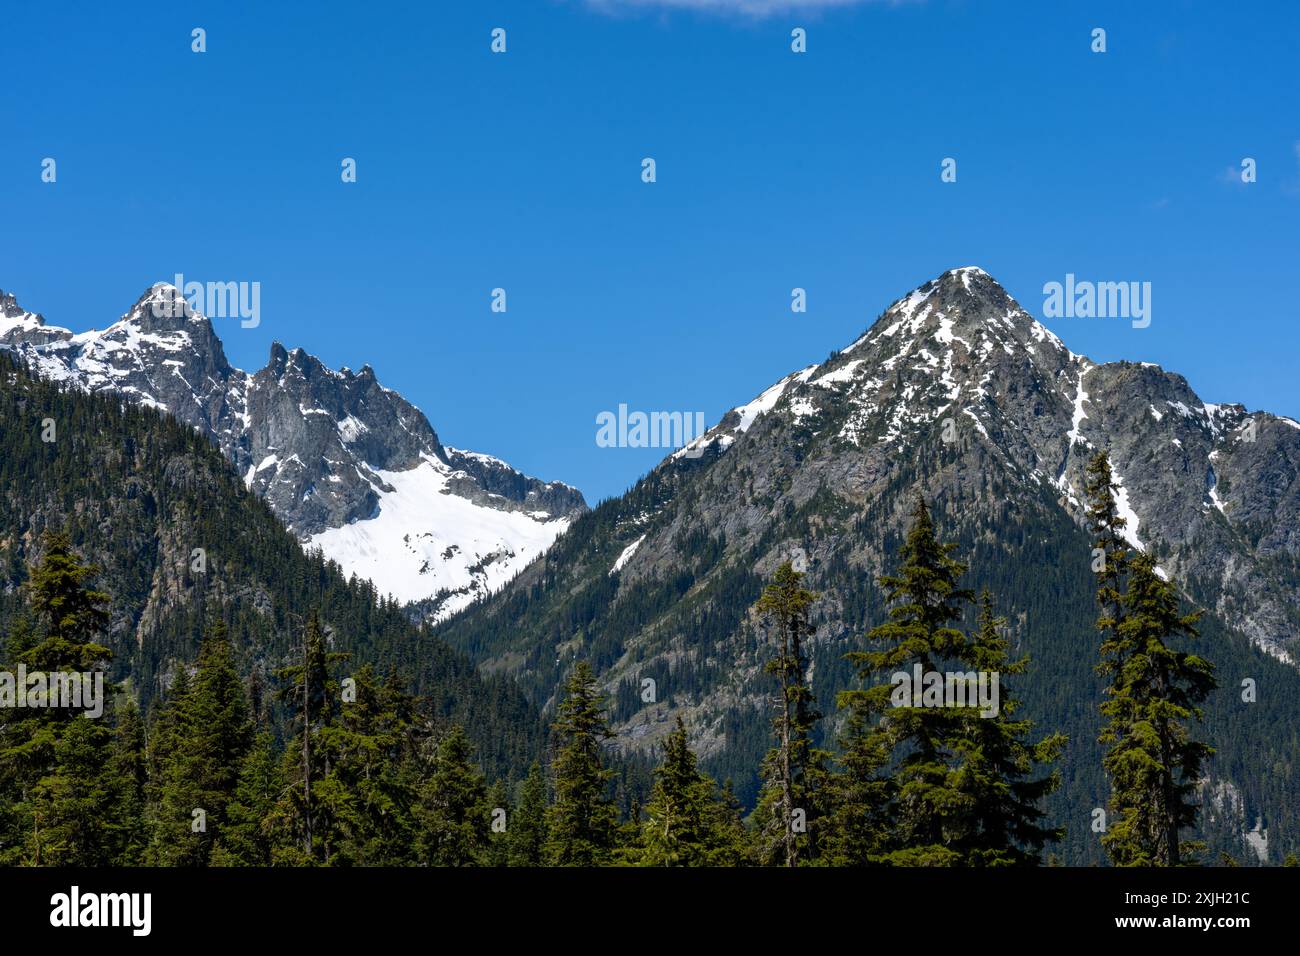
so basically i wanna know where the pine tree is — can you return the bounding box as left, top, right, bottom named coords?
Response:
left=946, top=592, right=1065, bottom=865
left=1086, top=452, right=1130, bottom=652
left=835, top=496, right=975, bottom=867
left=0, top=533, right=121, bottom=865
left=825, top=687, right=894, bottom=866
left=508, top=762, right=550, bottom=866
left=326, top=666, right=420, bottom=865
left=144, top=667, right=201, bottom=865
left=109, top=702, right=148, bottom=865
left=639, top=716, right=748, bottom=866
left=714, top=779, right=755, bottom=866
left=271, top=610, right=347, bottom=864
left=753, top=560, right=828, bottom=867
left=1099, top=552, right=1216, bottom=866
left=145, top=621, right=253, bottom=865
left=545, top=661, right=618, bottom=866
left=415, top=724, right=489, bottom=866
left=483, top=779, right=511, bottom=867
left=27, top=717, right=123, bottom=865
left=211, top=730, right=284, bottom=866
left=22, top=531, right=110, bottom=671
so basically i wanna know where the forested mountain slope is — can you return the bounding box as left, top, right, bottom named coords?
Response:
left=436, top=268, right=1300, bottom=864
left=0, top=352, right=541, bottom=780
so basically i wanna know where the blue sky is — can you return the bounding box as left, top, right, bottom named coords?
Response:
left=3, top=0, right=1297, bottom=503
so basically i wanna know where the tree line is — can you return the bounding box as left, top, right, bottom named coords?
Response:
left=0, top=452, right=1270, bottom=866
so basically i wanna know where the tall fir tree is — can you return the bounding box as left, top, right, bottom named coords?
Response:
left=1085, top=452, right=1218, bottom=866
left=28, top=717, right=125, bottom=865
left=639, top=716, right=750, bottom=866
left=271, top=610, right=347, bottom=864
left=325, top=666, right=421, bottom=865
left=146, top=621, right=253, bottom=865
left=753, top=560, right=828, bottom=867
left=22, top=531, right=111, bottom=669
left=483, top=779, right=512, bottom=867
left=210, top=730, right=285, bottom=866
left=945, top=592, right=1066, bottom=865
left=1085, top=452, right=1132, bottom=655
left=1098, top=552, right=1217, bottom=866
left=826, top=683, right=896, bottom=866
left=508, top=762, right=550, bottom=866
left=109, top=701, right=148, bottom=865
left=545, top=661, right=618, bottom=866
left=415, top=724, right=489, bottom=866
left=835, top=497, right=975, bottom=866
left=0, top=532, right=127, bottom=865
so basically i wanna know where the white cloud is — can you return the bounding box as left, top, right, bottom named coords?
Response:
left=1218, top=165, right=1247, bottom=186
left=585, top=0, right=903, bottom=18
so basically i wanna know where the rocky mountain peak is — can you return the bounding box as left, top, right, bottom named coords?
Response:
left=667, top=266, right=1300, bottom=665
left=0, top=282, right=588, bottom=619
left=0, top=290, right=65, bottom=346
left=677, top=268, right=1075, bottom=463
left=1, top=289, right=33, bottom=320
left=122, top=283, right=198, bottom=331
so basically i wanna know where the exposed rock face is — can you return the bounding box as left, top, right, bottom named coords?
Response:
left=669, top=266, right=1300, bottom=664
left=0, top=284, right=587, bottom=618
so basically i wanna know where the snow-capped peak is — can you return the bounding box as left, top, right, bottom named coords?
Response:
left=1, top=281, right=588, bottom=621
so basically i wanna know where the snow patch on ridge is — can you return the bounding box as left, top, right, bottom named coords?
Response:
left=1110, top=466, right=1145, bottom=552
left=610, top=534, right=646, bottom=575
left=309, top=454, right=570, bottom=621
left=1068, top=366, right=1092, bottom=447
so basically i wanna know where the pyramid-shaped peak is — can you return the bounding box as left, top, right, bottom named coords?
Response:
left=873, top=266, right=1020, bottom=329
left=917, top=265, right=1010, bottom=301
left=118, top=283, right=209, bottom=332
left=835, top=265, right=1069, bottom=371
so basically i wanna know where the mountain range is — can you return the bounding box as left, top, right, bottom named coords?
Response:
left=0, top=285, right=586, bottom=621
left=0, top=349, right=542, bottom=779
left=5, top=267, right=1299, bottom=864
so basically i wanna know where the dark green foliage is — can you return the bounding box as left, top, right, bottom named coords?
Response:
left=753, top=561, right=829, bottom=866
left=146, top=621, right=253, bottom=865
left=945, top=593, right=1066, bottom=866
left=483, top=779, right=511, bottom=867
left=507, top=763, right=550, bottom=866
left=837, top=497, right=975, bottom=866
left=0, top=532, right=131, bottom=865
left=415, top=725, right=490, bottom=866
left=323, top=666, right=423, bottom=866
left=832, top=501, right=1062, bottom=866
left=638, top=717, right=750, bottom=866
left=0, top=351, right=542, bottom=782
left=1087, top=453, right=1218, bottom=866
left=545, top=662, right=618, bottom=865
left=211, top=731, right=283, bottom=866
left=1099, top=553, right=1217, bottom=866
